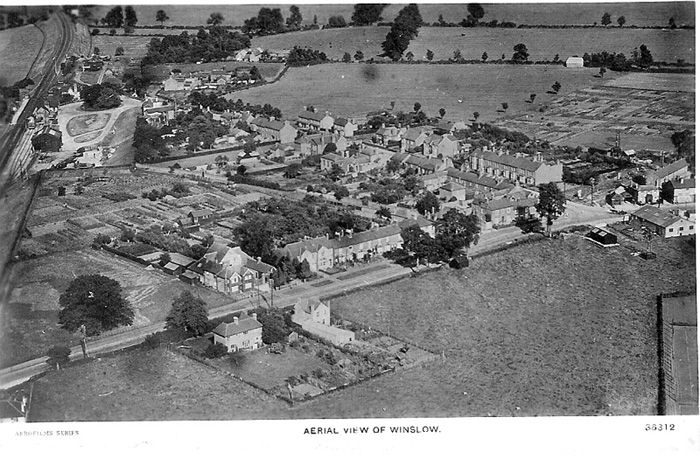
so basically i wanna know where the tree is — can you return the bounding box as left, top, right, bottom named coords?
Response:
left=159, top=252, right=171, bottom=266
left=207, top=12, right=224, bottom=26
left=530, top=93, right=536, bottom=103
left=102, top=6, right=124, bottom=29
left=327, top=15, right=347, bottom=28
left=405, top=51, right=414, bottom=61
left=473, top=111, right=480, bottom=122
left=512, top=43, right=529, bottom=62
left=287, top=5, right=303, bottom=30
left=416, top=191, right=440, bottom=216
left=204, top=342, right=228, bottom=358
left=426, top=49, right=434, bottom=61
left=601, top=12, right=611, bottom=26
left=284, top=163, right=302, bottom=178
left=120, top=227, right=135, bottom=242
left=381, top=3, right=422, bottom=61
left=617, top=15, right=626, bottom=27
left=351, top=4, right=388, bottom=25
left=638, top=44, right=653, bottom=67
left=328, top=163, right=344, bottom=181
left=670, top=129, right=695, bottom=168
left=93, top=46, right=101, bottom=56
left=660, top=180, right=675, bottom=203
left=58, top=275, right=134, bottom=336
left=467, top=3, right=485, bottom=21
left=115, top=46, right=125, bottom=56
left=414, top=102, right=421, bottom=113
left=165, top=291, right=209, bottom=337
left=236, top=164, right=247, bottom=175
left=599, top=67, right=606, bottom=78
left=124, top=6, right=138, bottom=28
left=481, top=51, right=488, bottom=62
left=439, top=107, right=446, bottom=118
left=535, top=182, right=566, bottom=236
left=501, top=102, right=509, bottom=111
left=354, top=50, right=364, bottom=61
left=400, top=225, right=441, bottom=266
left=156, top=9, right=169, bottom=26
left=551, top=81, right=561, bottom=93
left=669, top=17, right=677, bottom=29
left=553, top=54, right=560, bottom=62
left=47, top=346, right=71, bottom=370
left=215, top=154, right=229, bottom=168
left=342, top=52, right=352, bottom=63
left=436, top=209, right=480, bottom=258
left=452, top=49, right=463, bottom=62
left=376, top=206, right=392, bottom=219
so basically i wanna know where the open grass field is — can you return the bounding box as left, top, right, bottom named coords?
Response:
left=88, top=3, right=694, bottom=28
left=29, top=347, right=285, bottom=421
left=27, top=234, right=696, bottom=420
left=252, top=25, right=694, bottom=64
left=0, top=24, right=44, bottom=86
left=1, top=249, right=232, bottom=368
left=66, top=113, right=111, bottom=137
left=229, top=62, right=605, bottom=122
left=91, top=34, right=151, bottom=63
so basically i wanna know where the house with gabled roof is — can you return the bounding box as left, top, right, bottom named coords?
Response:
left=630, top=205, right=695, bottom=238
left=213, top=313, right=263, bottom=352
left=297, top=110, right=334, bottom=131
left=332, top=118, right=357, bottom=137
left=423, top=133, right=460, bottom=159
left=31, top=126, right=62, bottom=152
left=466, top=148, right=562, bottom=185
left=401, top=126, right=431, bottom=152
left=446, top=167, right=513, bottom=196
left=647, top=159, right=691, bottom=188
left=292, top=298, right=355, bottom=345
left=251, top=117, right=297, bottom=143
left=187, top=242, right=275, bottom=294
left=669, top=178, right=695, bottom=204
left=375, top=125, right=406, bottom=146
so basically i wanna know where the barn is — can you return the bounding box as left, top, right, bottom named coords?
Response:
left=566, top=56, right=584, bottom=68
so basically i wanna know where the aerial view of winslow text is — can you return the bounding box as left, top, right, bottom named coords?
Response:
left=0, top=2, right=696, bottom=426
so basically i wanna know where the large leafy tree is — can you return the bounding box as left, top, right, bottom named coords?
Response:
left=102, top=6, right=124, bottom=28
left=601, top=12, right=611, bottom=26
left=671, top=130, right=694, bottom=168
left=165, top=291, right=209, bottom=336
left=401, top=225, right=442, bottom=265
left=58, top=275, right=134, bottom=336
left=416, top=191, right=440, bottom=216
left=124, top=6, right=138, bottom=28
left=512, top=43, right=529, bottom=62
left=381, top=3, right=422, bottom=61
left=435, top=209, right=480, bottom=258
left=207, top=12, right=224, bottom=26
left=244, top=8, right=284, bottom=35
left=156, top=9, right=169, bottom=26
left=535, top=182, right=566, bottom=236
left=467, top=3, right=485, bottom=21
left=351, top=4, right=388, bottom=25
left=286, top=5, right=303, bottom=29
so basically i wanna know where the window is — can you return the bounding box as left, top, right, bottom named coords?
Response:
left=690, top=226, right=694, bottom=230
left=668, top=228, right=673, bottom=233
left=679, top=227, right=684, bottom=231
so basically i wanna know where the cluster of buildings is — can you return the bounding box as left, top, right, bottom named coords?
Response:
left=162, top=66, right=263, bottom=93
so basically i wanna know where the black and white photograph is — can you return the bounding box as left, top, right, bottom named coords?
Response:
left=0, top=1, right=697, bottom=455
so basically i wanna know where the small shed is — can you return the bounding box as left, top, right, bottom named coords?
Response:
left=587, top=227, right=618, bottom=246
left=566, top=56, right=584, bottom=68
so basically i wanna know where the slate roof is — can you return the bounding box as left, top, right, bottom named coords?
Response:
left=405, top=155, right=443, bottom=171
left=440, top=182, right=465, bottom=191
left=671, top=178, right=695, bottom=190
left=298, top=111, right=329, bottom=122
left=653, top=159, right=688, bottom=179
left=295, top=297, right=325, bottom=315
left=446, top=168, right=512, bottom=191
left=213, top=317, right=262, bottom=337
left=169, top=253, right=196, bottom=267
left=252, top=117, right=286, bottom=131
left=475, top=150, right=544, bottom=172
left=632, top=205, right=682, bottom=227
left=189, top=209, right=213, bottom=218
left=245, top=257, right=275, bottom=274
left=403, top=127, right=429, bottom=142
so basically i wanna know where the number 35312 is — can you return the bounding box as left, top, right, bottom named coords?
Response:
left=645, top=424, right=675, bottom=431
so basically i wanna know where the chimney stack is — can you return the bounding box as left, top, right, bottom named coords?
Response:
left=252, top=312, right=257, bottom=320
left=233, top=316, right=239, bottom=325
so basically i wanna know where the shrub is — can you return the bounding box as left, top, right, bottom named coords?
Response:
left=203, top=342, right=228, bottom=359
left=47, top=345, right=71, bottom=369
left=142, top=334, right=160, bottom=349
left=91, top=28, right=100, bottom=35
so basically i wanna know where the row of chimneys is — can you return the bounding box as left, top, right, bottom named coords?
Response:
left=232, top=312, right=257, bottom=325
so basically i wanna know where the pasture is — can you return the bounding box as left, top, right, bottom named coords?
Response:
left=229, top=62, right=604, bottom=123
left=91, top=34, right=151, bottom=62
left=0, top=24, right=44, bottom=86
left=89, top=3, right=694, bottom=28
left=66, top=113, right=111, bottom=137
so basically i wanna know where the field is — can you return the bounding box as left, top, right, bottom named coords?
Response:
left=91, top=34, right=151, bottom=63
left=29, top=348, right=285, bottom=421
left=88, top=3, right=695, bottom=28
left=229, top=62, right=605, bottom=123
left=27, top=234, right=696, bottom=419
left=251, top=26, right=695, bottom=64
left=1, top=248, right=232, bottom=368
left=0, top=24, right=44, bottom=86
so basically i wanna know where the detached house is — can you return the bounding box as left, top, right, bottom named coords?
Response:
left=188, top=243, right=275, bottom=294
left=375, top=125, right=406, bottom=146
left=292, top=298, right=355, bottom=345
left=401, top=127, right=431, bottom=152
left=630, top=205, right=695, bottom=238
left=647, top=159, right=691, bottom=188
left=423, top=134, right=460, bottom=159
left=332, top=118, right=357, bottom=138
left=670, top=178, right=695, bottom=204
left=213, top=313, right=263, bottom=352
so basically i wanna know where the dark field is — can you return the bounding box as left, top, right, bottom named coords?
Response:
left=28, top=235, right=696, bottom=420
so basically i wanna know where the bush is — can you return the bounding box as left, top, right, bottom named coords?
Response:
left=203, top=342, right=228, bottom=359
left=91, top=28, right=100, bottom=35
left=47, top=345, right=71, bottom=369
left=142, top=334, right=160, bottom=349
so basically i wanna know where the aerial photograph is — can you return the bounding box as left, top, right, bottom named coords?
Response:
left=0, top=2, right=696, bottom=448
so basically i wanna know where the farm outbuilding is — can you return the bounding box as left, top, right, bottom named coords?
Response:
left=565, top=56, right=584, bottom=68
left=31, top=126, right=62, bottom=152
left=586, top=227, right=618, bottom=246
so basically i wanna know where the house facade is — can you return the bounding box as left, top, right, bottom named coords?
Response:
left=188, top=243, right=275, bottom=294
left=297, top=110, right=334, bottom=131
left=466, top=149, right=563, bottom=185
left=630, top=205, right=696, bottom=238
left=648, top=159, right=691, bottom=187
left=670, top=178, right=695, bottom=204
left=212, top=313, right=263, bottom=352
left=251, top=118, right=297, bottom=144
left=423, top=134, right=460, bottom=159
left=292, top=298, right=354, bottom=345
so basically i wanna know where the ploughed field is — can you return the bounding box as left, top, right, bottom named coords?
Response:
left=27, top=235, right=696, bottom=419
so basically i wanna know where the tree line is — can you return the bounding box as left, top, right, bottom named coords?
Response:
left=141, top=26, right=251, bottom=65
